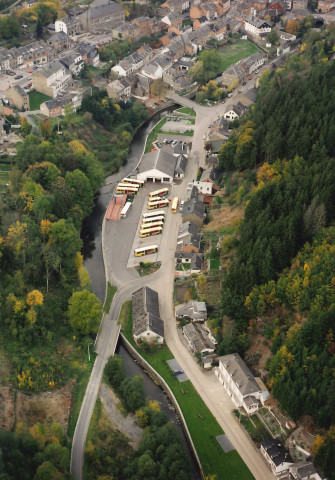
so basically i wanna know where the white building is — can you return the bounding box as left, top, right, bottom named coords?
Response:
left=132, top=286, right=164, bottom=345
left=190, top=180, right=213, bottom=194
left=260, top=439, right=293, bottom=476
left=244, top=16, right=271, bottom=37
left=137, top=148, right=176, bottom=184
left=215, top=353, right=269, bottom=413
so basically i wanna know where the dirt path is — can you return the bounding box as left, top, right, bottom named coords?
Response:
left=99, top=383, right=142, bottom=448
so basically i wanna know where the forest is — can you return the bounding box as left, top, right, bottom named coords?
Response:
left=216, top=25, right=335, bottom=479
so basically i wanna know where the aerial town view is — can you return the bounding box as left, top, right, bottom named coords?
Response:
left=0, top=0, right=334, bottom=478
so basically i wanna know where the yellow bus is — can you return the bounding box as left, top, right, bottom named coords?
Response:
left=142, top=215, right=165, bottom=224
left=122, top=178, right=144, bottom=187
left=134, top=245, right=159, bottom=257
left=147, top=199, right=169, bottom=210
left=116, top=185, right=139, bottom=195
left=139, top=226, right=163, bottom=237
left=171, top=196, right=179, bottom=213
left=142, top=210, right=166, bottom=220
left=141, top=221, right=164, bottom=230
left=149, top=187, right=169, bottom=199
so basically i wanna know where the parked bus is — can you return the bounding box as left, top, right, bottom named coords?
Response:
left=149, top=187, right=169, bottom=199
left=115, top=185, right=139, bottom=195
left=141, top=221, right=164, bottom=230
left=147, top=199, right=169, bottom=210
left=120, top=201, right=132, bottom=219
left=117, top=182, right=140, bottom=191
left=122, top=178, right=144, bottom=188
left=171, top=196, right=179, bottom=213
left=142, top=215, right=165, bottom=224
left=139, top=226, right=163, bottom=237
left=142, top=210, right=166, bottom=220
left=134, top=245, right=158, bottom=257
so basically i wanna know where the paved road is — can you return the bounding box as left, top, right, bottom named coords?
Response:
left=71, top=73, right=275, bottom=480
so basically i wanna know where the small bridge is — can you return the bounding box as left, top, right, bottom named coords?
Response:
left=167, top=92, right=199, bottom=110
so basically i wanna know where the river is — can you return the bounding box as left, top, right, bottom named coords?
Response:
left=81, top=106, right=201, bottom=479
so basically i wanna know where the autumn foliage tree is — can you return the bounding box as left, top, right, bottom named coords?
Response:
left=68, top=289, right=101, bottom=335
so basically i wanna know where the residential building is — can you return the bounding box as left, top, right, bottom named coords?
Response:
left=76, top=43, right=100, bottom=66
left=79, top=0, right=125, bottom=32
left=48, top=31, right=73, bottom=51
left=107, top=78, right=131, bottom=100
left=132, top=286, right=164, bottom=344
left=55, top=15, right=81, bottom=36
left=260, top=439, right=293, bottom=476
left=40, top=94, right=74, bottom=117
left=289, top=461, right=323, bottom=480
left=137, top=148, right=176, bottom=183
left=181, top=191, right=206, bottom=227
left=7, top=41, right=55, bottom=69
left=244, top=15, right=272, bottom=37
left=175, top=251, right=204, bottom=272
left=131, top=16, right=152, bottom=36
left=59, top=52, right=84, bottom=76
left=183, top=323, right=215, bottom=354
left=200, top=166, right=220, bottom=188
left=174, top=154, right=187, bottom=178
left=32, top=61, right=72, bottom=98
left=223, top=101, right=246, bottom=121
left=6, top=85, right=29, bottom=110
left=175, top=300, right=207, bottom=321
left=240, top=52, right=266, bottom=74
left=215, top=353, right=270, bottom=413
left=268, top=0, right=287, bottom=14
left=176, top=221, right=202, bottom=253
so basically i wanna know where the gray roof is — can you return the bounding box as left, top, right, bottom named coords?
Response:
left=175, top=300, right=207, bottom=320
left=218, top=353, right=262, bottom=396
left=183, top=323, right=215, bottom=353
left=132, top=286, right=164, bottom=337
left=139, top=148, right=176, bottom=178
left=178, top=220, right=199, bottom=236
left=181, top=197, right=205, bottom=220
left=175, top=154, right=187, bottom=174
left=86, top=0, right=124, bottom=19
left=11, top=85, right=28, bottom=97
left=173, top=141, right=188, bottom=156
left=35, top=60, right=65, bottom=78
left=48, top=31, right=69, bottom=42
left=289, top=461, right=321, bottom=480
left=246, top=15, right=271, bottom=28
left=190, top=253, right=203, bottom=271
left=261, top=439, right=293, bottom=467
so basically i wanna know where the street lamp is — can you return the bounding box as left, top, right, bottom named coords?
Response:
left=88, top=342, right=93, bottom=362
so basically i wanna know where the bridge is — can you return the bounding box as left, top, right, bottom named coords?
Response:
left=167, top=92, right=199, bottom=110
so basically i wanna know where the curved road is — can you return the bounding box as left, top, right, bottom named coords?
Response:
left=71, top=75, right=275, bottom=480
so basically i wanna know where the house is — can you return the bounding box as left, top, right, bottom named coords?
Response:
left=40, top=94, right=75, bottom=117
left=183, top=323, right=215, bottom=354
left=59, top=52, right=84, bottom=76
left=6, top=85, right=29, bottom=111
left=32, top=61, right=72, bottom=98
left=107, top=78, right=131, bottom=100
left=223, top=102, right=246, bottom=121
left=181, top=195, right=205, bottom=227
left=79, top=0, right=125, bottom=32
left=55, top=15, right=81, bottom=36
left=131, top=16, right=152, bottom=37
left=174, top=154, right=187, bottom=178
left=132, top=286, right=164, bottom=344
left=215, top=353, right=270, bottom=413
left=137, top=148, right=176, bottom=183
left=251, top=0, right=268, bottom=10
left=48, top=31, right=72, bottom=51
left=190, top=4, right=207, bottom=19
left=193, top=15, right=210, bottom=29
left=176, top=221, right=202, bottom=253
left=8, top=41, right=55, bottom=69
left=260, top=439, right=293, bottom=476
left=161, top=11, right=183, bottom=30
left=76, top=43, right=100, bottom=67
left=289, top=461, right=323, bottom=480
left=240, top=52, right=266, bottom=75
left=175, top=251, right=204, bottom=272
left=175, top=300, right=207, bottom=321
left=200, top=166, right=220, bottom=190
left=235, top=87, right=258, bottom=108
left=268, top=0, right=287, bottom=14
left=244, top=15, right=272, bottom=37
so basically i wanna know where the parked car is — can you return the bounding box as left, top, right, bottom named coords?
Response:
left=173, top=369, right=184, bottom=375
left=14, top=75, right=23, bottom=80
left=179, top=200, right=184, bottom=213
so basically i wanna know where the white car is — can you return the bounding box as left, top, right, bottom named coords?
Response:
left=179, top=200, right=184, bottom=213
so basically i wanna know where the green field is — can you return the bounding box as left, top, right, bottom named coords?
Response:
left=103, top=282, right=117, bottom=314
left=0, top=163, right=12, bottom=193
left=218, top=40, right=260, bottom=71
left=122, top=302, right=254, bottom=480
left=144, top=117, right=167, bottom=153
left=29, top=91, right=52, bottom=110
left=176, top=107, right=196, bottom=116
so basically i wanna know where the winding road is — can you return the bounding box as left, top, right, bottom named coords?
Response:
left=71, top=81, right=275, bottom=480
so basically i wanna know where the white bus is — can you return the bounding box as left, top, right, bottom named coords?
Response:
left=149, top=187, right=169, bottom=199
left=134, top=245, right=158, bottom=257
left=120, top=201, right=132, bottom=219
left=142, top=215, right=165, bottom=224
left=147, top=199, right=169, bottom=210
left=139, top=226, right=163, bottom=238
left=142, top=210, right=166, bottom=220
left=122, top=178, right=144, bottom=188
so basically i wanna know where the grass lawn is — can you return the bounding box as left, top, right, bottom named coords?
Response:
left=136, top=261, right=161, bottom=276
left=218, top=40, right=260, bottom=72
left=160, top=129, right=194, bottom=137
left=103, top=282, right=117, bottom=314
left=0, top=164, right=11, bottom=186
left=235, top=412, right=268, bottom=444
left=29, top=91, right=52, bottom=110
left=144, top=117, right=167, bottom=153
left=209, top=258, right=220, bottom=270
left=122, top=302, right=254, bottom=480
left=176, top=107, right=196, bottom=116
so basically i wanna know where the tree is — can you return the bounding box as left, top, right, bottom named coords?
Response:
left=267, top=30, right=279, bottom=45
left=36, top=18, right=43, bottom=39
left=68, top=289, right=101, bottom=335
left=21, top=117, right=32, bottom=137
left=150, top=79, right=168, bottom=100
left=189, top=50, right=224, bottom=84
left=286, top=19, right=301, bottom=35
left=105, top=354, right=125, bottom=389
left=120, top=376, right=144, bottom=412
